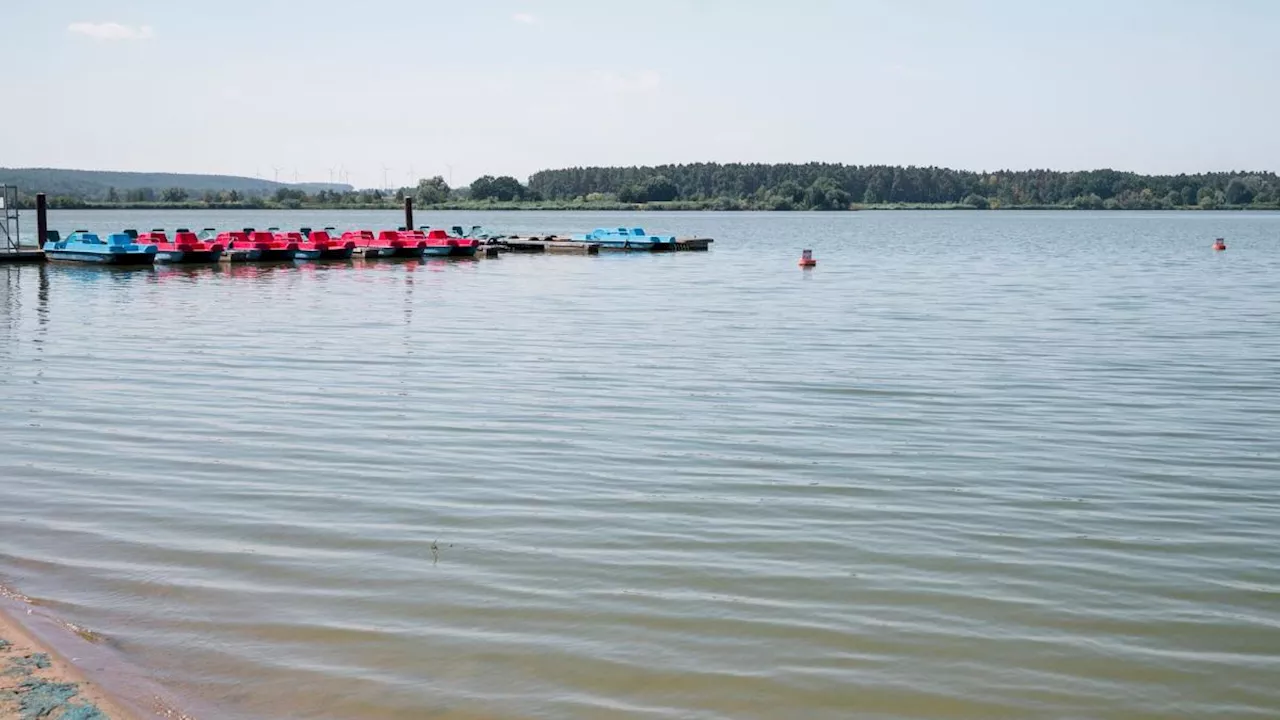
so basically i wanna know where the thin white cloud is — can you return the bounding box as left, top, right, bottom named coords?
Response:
left=67, top=22, right=154, bottom=41
left=591, top=70, right=661, bottom=93
left=511, top=13, right=537, bottom=24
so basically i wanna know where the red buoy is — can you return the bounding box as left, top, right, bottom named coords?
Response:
left=1213, top=238, right=1227, bottom=251
left=798, top=248, right=817, bottom=268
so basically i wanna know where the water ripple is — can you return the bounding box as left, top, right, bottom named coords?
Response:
left=2, top=210, right=1280, bottom=719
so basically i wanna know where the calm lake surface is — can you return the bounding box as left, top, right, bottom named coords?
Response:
left=2, top=210, right=1279, bottom=719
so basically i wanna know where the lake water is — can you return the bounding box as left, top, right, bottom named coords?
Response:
left=2, top=210, right=1279, bottom=719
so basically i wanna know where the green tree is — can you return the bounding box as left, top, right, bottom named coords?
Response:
left=1224, top=177, right=1253, bottom=205
left=642, top=175, right=679, bottom=202
left=161, top=187, right=189, bottom=202
left=962, top=193, right=990, bottom=209
left=274, top=187, right=307, bottom=203
left=776, top=180, right=804, bottom=203
left=486, top=176, right=526, bottom=201
left=805, top=177, right=850, bottom=210
left=767, top=195, right=795, bottom=211
left=105, top=186, right=119, bottom=203
left=1198, top=187, right=1221, bottom=209
left=415, top=176, right=451, bottom=205
left=469, top=175, right=494, bottom=200
left=618, top=184, right=645, bottom=203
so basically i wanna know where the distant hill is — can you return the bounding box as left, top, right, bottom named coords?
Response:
left=0, top=167, right=352, bottom=200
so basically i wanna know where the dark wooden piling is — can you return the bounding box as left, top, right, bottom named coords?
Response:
left=403, top=197, right=414, bottom=232
left=36, top=193, right=48, bottom=248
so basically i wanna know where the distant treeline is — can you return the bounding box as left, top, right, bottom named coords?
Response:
left=31, top=186, right=402, bottom=210
left=527, top=164, right=1280, bottom=210
left=0, top=167, right=350, bottom=205
left=8, top=164, right=1280, bottom=211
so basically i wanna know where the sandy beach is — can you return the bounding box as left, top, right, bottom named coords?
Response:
left=0, top=604, right=140, bottom=720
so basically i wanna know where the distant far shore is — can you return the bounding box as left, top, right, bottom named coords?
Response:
left=19, top=201, right=1280, bottom=212
left=7, top=164, right=1280, bottom=212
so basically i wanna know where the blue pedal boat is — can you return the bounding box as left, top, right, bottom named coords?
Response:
left=573, top=227, right=676, bottom=250
left=43, top=230, right=158, bottom=265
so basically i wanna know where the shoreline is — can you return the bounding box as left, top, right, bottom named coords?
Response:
left=20, top=203, right=1280, bottom=212
left=0, top=588, right=196, bottom=720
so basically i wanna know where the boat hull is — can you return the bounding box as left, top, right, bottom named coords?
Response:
left=293, top=249, right=322, bottom=261
left=423, top=246, right=453, bottom=257
left=318, top=248, right=355, bottom=260
left=447, top=245, right=478, bottom=258
left=156, top=250, right=223, bottom=264
left=591, top=239, right=666, bottom=250
left=45, top=250, right=156, bottom=265
left=392, top=247, right=427, bottom=258
left=258, top=249, right=296, bottom=261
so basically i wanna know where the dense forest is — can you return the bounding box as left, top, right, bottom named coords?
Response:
left=4, top=165, right=1280, bottom=211
left=527, top=164, right=1280, bottom=210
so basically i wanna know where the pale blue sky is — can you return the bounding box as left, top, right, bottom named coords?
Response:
left=5, top=0, right=1278, bottom=187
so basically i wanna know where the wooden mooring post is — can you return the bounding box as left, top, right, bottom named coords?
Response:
left=36, top=193, right=48, bottom=248
left=403, top=197, right=413, bottom=232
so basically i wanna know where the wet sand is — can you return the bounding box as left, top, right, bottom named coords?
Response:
left=0, top=604, right=136, bottom=719
left=0, top=586, right=202, bottom=720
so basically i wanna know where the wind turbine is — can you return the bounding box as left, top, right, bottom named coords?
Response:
left=293, top=168, right=299, bottom=183
left=381, top=165, right=390, bottom=192
left=272, top=166, right=281, bottom=183
left=445, top=164, right=454, bottom=186
left=328, top=167, right=336, bottom=184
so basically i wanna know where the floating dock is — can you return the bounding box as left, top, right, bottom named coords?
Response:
left=0, top=250, right=46, bottom=264
left=496, top=236, right=713, bottom=254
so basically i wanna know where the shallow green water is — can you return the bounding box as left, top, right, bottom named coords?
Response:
left=2, top=210, right=1279, bottom=719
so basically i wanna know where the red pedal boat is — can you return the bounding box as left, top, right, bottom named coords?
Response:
left=342, top=230, right=396, bottom=258
left=273, top=231, right=321, bottom=261
left=425, top=229, right=480, bottom=258
left=236, top=229, right=297, bottom=261
left=136, top=228, right=225, bottom=264
left=377, top=230, right=427, bottom=258
left=305, top=230, right=356, bottom=260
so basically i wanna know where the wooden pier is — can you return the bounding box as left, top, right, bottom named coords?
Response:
left=7, top=193, right=713, bottom=266
left=0, top=250, right=46, bottom=264
left=495, top=236, right=713, bottom=254
left=502, top=237, right=600, bottom=255
left=674, top=237, right=714, bottom=251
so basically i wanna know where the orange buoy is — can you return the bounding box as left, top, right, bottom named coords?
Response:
left=1213, top=238, right=1227, bottom=251
left=798, top=248, right=817, bottom=268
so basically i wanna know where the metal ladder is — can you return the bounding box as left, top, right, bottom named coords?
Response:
left=0, top=185, right=19, bottom=252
